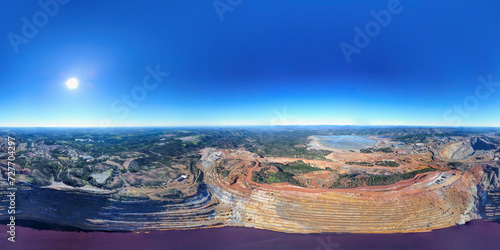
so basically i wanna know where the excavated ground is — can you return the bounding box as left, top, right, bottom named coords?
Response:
left=202, top=148, right=490, bottom=233
left=1, top=144, right=498, bottom=233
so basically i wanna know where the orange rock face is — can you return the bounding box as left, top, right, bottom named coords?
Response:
left=201, top=148, right=491, bottom=233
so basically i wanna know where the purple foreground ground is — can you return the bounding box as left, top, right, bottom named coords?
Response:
left=1, top=220, right=500, bottom=250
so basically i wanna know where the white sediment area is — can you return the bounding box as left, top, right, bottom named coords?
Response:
left=44, top=181, right=114, bottom=193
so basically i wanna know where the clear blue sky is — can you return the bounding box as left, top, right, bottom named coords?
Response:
left=1, top=0, right=500, bottom=127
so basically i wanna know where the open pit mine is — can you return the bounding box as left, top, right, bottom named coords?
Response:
left=1, top=130, right=499, bottom=234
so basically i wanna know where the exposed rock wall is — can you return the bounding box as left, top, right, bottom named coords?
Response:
left=477, top=165, right=500, bottom=222
left=0, top=184, right=221, bottom=231
left=208, top=169, right=478, bottom=233
left=439, top=141, right=474, bottom=161
left=472, top=137, right=499, bottom=151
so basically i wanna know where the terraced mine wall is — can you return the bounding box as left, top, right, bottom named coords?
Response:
left=207, top=172, right=479, bottom=233
left=0, top=184, right=221, bottom=231
left=1, top=162, right=499, bottom=234
left=478, top=165, right=500, bottom=222
left=201, top=149, right=500, bottom=234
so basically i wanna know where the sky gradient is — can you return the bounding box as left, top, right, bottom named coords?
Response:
left=1, top=0, right=500, bottom=127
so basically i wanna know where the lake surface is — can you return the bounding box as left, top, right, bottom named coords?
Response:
left=318, top=135, right=377, bottom=150
left=1, top=220, right=500, bottom=250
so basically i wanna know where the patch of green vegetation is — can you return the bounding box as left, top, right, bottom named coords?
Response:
left=28, top=160, right=60, bottom=186
left=375, top=161, right=400, bottom=167
left=447, top=162, right=463, bottom=168
left=215, top=163, right=229, bottom=176
left=360, top=148, right=373, bottom=153
left=395, top=134, right=429, bottom=143
left=374, top=147, right=393, bottom=153
left=61, top=174, right=85, bottom=187
left=252, top=168, right=267, bottom=183
left=270, top=160, right=323, bottom=174
left=111, top=158, right=126, bottom=165
left=252, top=161, right=322, bottom=186
left=221, top=170, right=230, bottom=177
left=131, top=155, right=173, bottom=172
left=346, top=161, right=374, bottom=167
left=14, top=157, right=29, bottom=168
left=252, top=167, right=303, bottom=187
left=331, top=168, right=437, bottom=188
left=244, top=130, right=331, bottom=160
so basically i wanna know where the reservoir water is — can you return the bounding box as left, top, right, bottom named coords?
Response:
left=318, top=135, right=377, bottom=150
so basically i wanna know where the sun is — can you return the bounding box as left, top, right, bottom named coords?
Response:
left=66, top=78, right=79, bottom=89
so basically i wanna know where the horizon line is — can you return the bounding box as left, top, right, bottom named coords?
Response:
left=1, top=125, right=500, bottom=129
